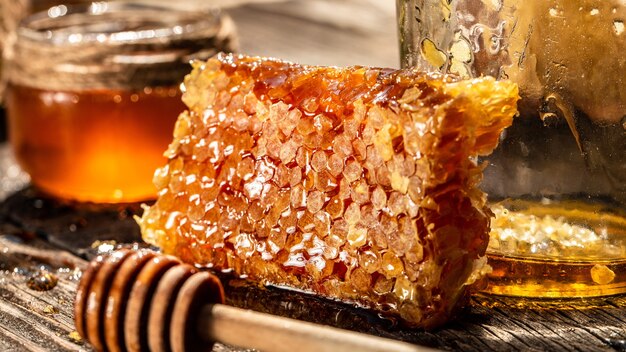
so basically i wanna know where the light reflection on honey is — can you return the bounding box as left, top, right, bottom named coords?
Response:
left=485, top=200, right=626, bottom=297
left=486, top=255, right=626, bottom=298
left=6, top=85, right=184, bottom=203
left=138, top=54, right=520, bottom=328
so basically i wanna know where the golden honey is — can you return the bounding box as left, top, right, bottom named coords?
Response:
left=2, top=2, right=236, bottom=203
left=398, top=0, right=626, bottom=298
left=138, top=54, right=519, bottom=328
left=487, top=256, right=626, bottom=298
left=6, top=85, right=183, bottom=202
left=485, top=200, right=626, bottom=297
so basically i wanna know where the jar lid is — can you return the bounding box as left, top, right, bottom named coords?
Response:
left=3, top=1, right=238, bottom=91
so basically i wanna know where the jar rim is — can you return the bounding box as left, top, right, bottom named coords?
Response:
left=4, top=1, right=237, bottom=91
left=18, top=1, right=222, bottom=47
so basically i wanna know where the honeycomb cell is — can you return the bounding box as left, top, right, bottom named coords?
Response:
left=310, top=150, right=328, bottom=172
left=138, top=53, right=519, bottom=328
left=325, top=195, right=344, bottom=219
left=327, top=153, right=344, bottom=177
left=306, top=190, right=325, bottom=214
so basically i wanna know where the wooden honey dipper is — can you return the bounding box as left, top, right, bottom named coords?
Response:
left=74, top=248, right=434, bottom=352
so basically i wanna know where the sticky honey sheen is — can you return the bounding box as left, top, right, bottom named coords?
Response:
left=7, top=85, right=184, bottom=202
left=138, top=54, right=519, bottom=328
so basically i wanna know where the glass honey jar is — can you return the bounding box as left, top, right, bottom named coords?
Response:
left=397, top=0, right=626, bottom=298
left=3, top=1, right=236, bottom=203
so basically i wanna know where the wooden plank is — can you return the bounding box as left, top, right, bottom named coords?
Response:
left=3, top=214, right=626, bottom=352
left=0, top=237, right=88, bottom=351
left=219, top=278, right=626, bottom=352
left=2, top=1, right=626, bottom=352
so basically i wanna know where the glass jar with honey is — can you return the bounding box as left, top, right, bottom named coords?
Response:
left=3, top=1, right=236, bottom=203
left=397, top=0, right=626, bottom=298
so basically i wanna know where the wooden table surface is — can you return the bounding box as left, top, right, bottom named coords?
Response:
left=2, top=1, right=626, bottom=351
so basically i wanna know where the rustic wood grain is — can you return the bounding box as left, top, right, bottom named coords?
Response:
left=222, top=280, right=626, bottom=352
left=2, top=1, right=626, bottom=351
left=3, top=228, right=626, bottom=352
left=3, top=177, right=626, bottom=352
left=0, top=236, right=87, bottom=352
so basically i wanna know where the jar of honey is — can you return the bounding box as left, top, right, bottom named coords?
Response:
left=397, top=0, right=626, bottom=297
left=3, top=2, right=236, bottom=203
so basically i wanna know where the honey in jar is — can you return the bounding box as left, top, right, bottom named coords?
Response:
left=6, top=86, right=183, bottom=202
left=3, top=2, right=237, bottom=202
left=397, top=0, right=626, bottom=297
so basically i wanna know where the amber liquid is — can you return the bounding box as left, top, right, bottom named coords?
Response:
left=486, top=255, right=626, bottom=298
left=483, top=200, right=626, bottom=297
left=480, top=98, right=626, bottom=297
left=6, top=85, right=184, bottom=203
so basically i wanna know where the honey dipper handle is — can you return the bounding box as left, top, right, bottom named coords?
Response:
left=199, top=304, right=434, bottom=352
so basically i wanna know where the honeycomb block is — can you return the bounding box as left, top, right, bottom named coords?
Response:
left=138, top=53, right=519, bottom=328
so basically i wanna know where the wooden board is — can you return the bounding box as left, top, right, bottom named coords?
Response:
left=3, top=219, right=626, bottom=352
left=2, top=1, right=626, bottom=351
left=0, top=235, right=85, bottom=352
